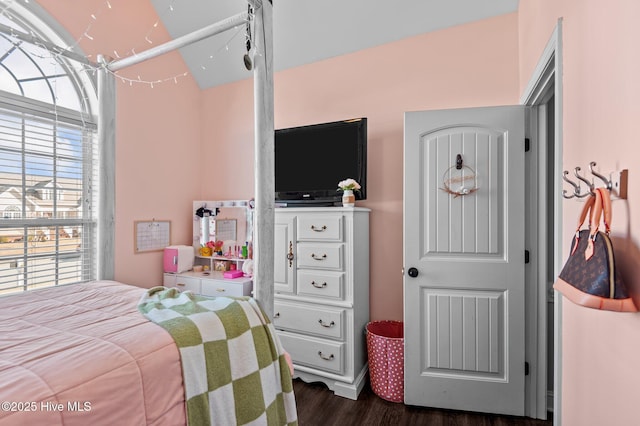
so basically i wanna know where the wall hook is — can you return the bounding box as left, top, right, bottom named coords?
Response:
left=561, top=163, right=629, bottom=201
left=589, top=161, right=612, bottom=190
left=573, top=167, right=594, bottom=198
left=456, top=154, right=463, bottom=170
left=562, top=170, right=578, bottom=199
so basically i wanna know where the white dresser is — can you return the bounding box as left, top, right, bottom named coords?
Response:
left=163, top=271, right=252, bottom=297
left=273, top=207, right=370, bottom=399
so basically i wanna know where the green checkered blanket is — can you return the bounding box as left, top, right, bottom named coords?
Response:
left=138, top=287, right=298, bottom=426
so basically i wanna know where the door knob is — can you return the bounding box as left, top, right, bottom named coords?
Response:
left=407, top=267, right=419, bottom=278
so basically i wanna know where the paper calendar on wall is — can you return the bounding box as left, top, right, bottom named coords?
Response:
left=134, top=220, right=171, bottom=252
left=215, top=219, right=237, bottom=242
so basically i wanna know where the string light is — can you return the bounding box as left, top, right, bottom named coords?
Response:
left=0, top=0, right=251, bottom=88
left=200, top=25, right=245, bottom=71
left=114, top=71, right=190, bottom=88
left=143, top=0, right=178, bottom=49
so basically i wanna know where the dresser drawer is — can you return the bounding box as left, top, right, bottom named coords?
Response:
left=274, top=301, right=345, bottom=340
left=278, top=332, right=345, bottom=375
left=163, top=273, right=177, bottom=287
left=174, top=275, right=201, bottom=293
left=297, top=215, right=343, bottom=241
left=201, top=279, right=252, bottom=297
left=296, top=243, right=343, bottom=270
left=296, top=270, right=344, bottom=300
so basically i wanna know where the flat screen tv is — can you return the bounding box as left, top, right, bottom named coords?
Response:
left=275, top=118, right=367, bottom=206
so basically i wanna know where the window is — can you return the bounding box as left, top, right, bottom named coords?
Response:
left=3, top=206, right=20, bottom=219
left=0, top=5, right=100, bottom=294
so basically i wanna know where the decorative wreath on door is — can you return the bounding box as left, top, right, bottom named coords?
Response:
left=440, top=154, right=479, bottom=197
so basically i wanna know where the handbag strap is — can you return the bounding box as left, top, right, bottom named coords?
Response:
left=588, top=189, right=603, bottom=238
left=597, top=187, right=612, bottom=234
left=575, top=194, right=596, bottom=232
left=596, top=187, right=617, bottom=299
left=570, top=193, right=596, bottom=255
left=584, top=189, right=605, bottom=260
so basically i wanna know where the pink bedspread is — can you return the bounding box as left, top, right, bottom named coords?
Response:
left=0, top=280, right=186, bottom=426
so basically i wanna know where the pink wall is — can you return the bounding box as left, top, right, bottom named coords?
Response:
left=38, top=0, right=203, bottom=287
left=519, top=1, right=640, bottom=424
left=203, top=13, right=520, bottom=321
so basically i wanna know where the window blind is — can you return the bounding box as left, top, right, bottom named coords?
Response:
left=0, top=101, right=99, bottom=294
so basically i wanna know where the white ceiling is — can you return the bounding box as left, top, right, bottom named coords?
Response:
left=150, top=0, right=519, bottom=90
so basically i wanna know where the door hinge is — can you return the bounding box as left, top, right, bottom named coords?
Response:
left=525, top=250, right=530, bottom=264
left=525, top=362, right=530, bottom=376
left=525, top=138, right=531, bottom=152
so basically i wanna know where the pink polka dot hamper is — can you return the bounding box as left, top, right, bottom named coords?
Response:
left=366, top=320, right=404, bottom=403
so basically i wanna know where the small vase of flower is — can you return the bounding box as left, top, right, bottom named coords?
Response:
left=337, top=178, right=361, bottom=207
left=200, top=240, right=218, bottom=257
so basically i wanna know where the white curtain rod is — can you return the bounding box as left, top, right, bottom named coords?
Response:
left=107, top=10, right=249, bottom=72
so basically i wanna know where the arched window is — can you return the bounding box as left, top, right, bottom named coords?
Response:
left=0, top=3, right=101, bottom=292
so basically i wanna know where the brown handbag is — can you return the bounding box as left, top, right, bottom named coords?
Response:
left=553, top=187, right=637, bottom=312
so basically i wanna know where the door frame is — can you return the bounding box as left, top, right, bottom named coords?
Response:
left=519, top=19, right=563, bottom=422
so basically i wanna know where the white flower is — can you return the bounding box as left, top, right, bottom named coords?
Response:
left=337, top=178, right=361, bottom=191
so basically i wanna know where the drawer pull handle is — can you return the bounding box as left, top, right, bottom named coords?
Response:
left=318, top=351, right=335, bottom=361
left=176, top=283, right=185, bottom=287
left=287, top=241, right=294, bottom=267
left=311, top=225, right=327, bottom=232
left=273, top=312, right=280, bottom=318
left=311, top=253, right=327, bottom=260
left=318, top=319, right=335, bottom=328
left=311, top=281, right=327, bottom=288
left=216, top=288, right=226, bottom=292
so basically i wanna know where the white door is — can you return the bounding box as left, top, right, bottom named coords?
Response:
left=403, top=106, right=526, bottom=416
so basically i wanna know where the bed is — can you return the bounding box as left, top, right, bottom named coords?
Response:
left=0, top=281, right=296, bottom=425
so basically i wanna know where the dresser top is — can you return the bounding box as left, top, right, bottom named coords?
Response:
left=274, top=206, right=371, bottom=213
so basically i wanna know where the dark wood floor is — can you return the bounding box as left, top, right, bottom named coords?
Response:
left=293, top=379, right=553, bottom=426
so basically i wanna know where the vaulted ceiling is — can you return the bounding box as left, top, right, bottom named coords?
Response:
left=150, top=0, right=519, bottom=90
